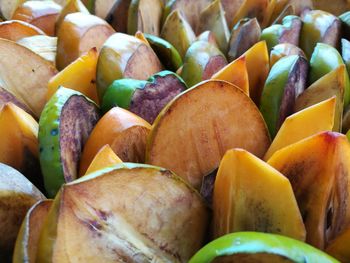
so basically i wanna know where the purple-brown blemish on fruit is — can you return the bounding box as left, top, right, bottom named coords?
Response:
left=203, top=55, right=227, bottom=80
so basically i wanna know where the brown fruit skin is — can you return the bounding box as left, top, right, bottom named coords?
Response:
left=12, top=1, right=62, bottom=36
left=56, top=12, right=115, bottom=70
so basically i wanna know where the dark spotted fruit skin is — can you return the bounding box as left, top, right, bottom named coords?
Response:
left=39, top=87, right=99, bottom=197
left=102, top=70, right=187, bottom=123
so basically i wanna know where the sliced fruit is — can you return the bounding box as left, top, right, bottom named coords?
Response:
left=55, top=0, right=89, bottom=31
left=79, top=107, right=151, bottom=175
left=146, top=80, right=270, bottom=190
left=0, top=38, right=57, bottom=118
left=342, top=38, right=350, bottom=74
left=189, top=232, right=339, bottom=263
left=96, top=33, right=163, bottom=100
left=56, top=12, right=115, bottom=70
left=213, top=149, right=306, bottom=241
left=198, top=0, right=230, bottom=53
left=260, top=55, right=308, bottom=138
left=39, top=87, right=100, bottom=197
left=127, top=0, right=163, bottom=36
left=211, top=56, right=249, bottom=95
left=340, top=11, right=350, bottom=40
left=264, top=97, right=336, bottom=161
left=13, top=200, right=52, bottom=263
left=0, top=163, right=44, bottom=261
left=102, top=71, right=187, bottom=123
left=47, top=48, right=99, bottom=104
left=84, top=144, right=122, bottom=175
left=240, top=41, right=269, bottom=106
left=181, top=41, right=227, bottom=88
left=37, top=163, right=208, bottom=262
left=17, top=35, right=57, bottom=65
left=326, top=226, right=350, bottom=263
left=197, top=30, right=218, bottom=47
left=312, top=0, right=350, bottom=16
left=0, top=20, right=44, bottom=42
left=94, top=0, right=117, bottom=19
left=309, top=43, right=350, bottom=107
left=231, top=0, right=269, bottom=27
left=0, top=87, right=33, bottom=115
left=227, top=18, right=261, bottom=62
left=105, top=0, right=131, bottom=33
left=270, top=43, right=306, bottom=67
left=261, top=15, right=302, bottom=51
left=296, top=65, right=346, bottom=132
left=221, top=0, right=245, bottom=26
left=268, top=132, right=350, bottom=249
left=300, top=10, right=341, bottom=58
left=144, top=33, right=183, bottom=71
left=134, top=31, right=150, bottom=45
left=0, top=0, right=26, bottom=20
left=12, top=1, right=62, bottom=36
left=160, top=10, right=196, bottom=59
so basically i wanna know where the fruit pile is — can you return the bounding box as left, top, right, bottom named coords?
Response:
left=1, top=0, right=350, bottom=262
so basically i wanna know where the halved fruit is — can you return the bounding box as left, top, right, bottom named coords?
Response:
left=146, top=80, right=270, bottom=190
left=0, top=163, right=45, bottom=261
left=326, top=225, right=350, bottom=263
left=96, top=33, right=163, bottom=100
left=213, top=149, right=306, bottom=240
left=240, top=41, right=269, bottom=106
left=0, top=102, right=44, bottom=190
left=12, top=0, right=62, bottom=36
left=47, top=48, right=99, bottom=104
left=264, top=97, right=336, bottom=161
left=211, top=56, right=249, bottom=95
left=0, top=20, right=44, bottom=42
left=13, top=200, right=52, bottom=263
left=84, top=144, right=122, bottom=175
left=39, top=87, right=100, bottom=197
left=79, top=107, right=151, bottom=175
left=37, top=163, right=209, bottom=262
left=268, top=131, right=350, bottom=249
left=56, top=12, right=115, bottom=70
left=270, top=43, right=306, bottom=67
left=0, top=0, right=26, bottom=20
left=0, top=38, right=57, bottom=118
left=295, top=65, right=346, bottom=132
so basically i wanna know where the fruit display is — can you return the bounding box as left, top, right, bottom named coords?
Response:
left=2, top=0, right=350, bottom=262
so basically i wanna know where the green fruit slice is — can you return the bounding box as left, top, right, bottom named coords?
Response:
left=189, top=232, right=340, bottom=263
left=39, top=87, right=100, bottom=197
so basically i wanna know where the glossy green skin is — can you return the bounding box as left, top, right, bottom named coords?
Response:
left=300, top=10, right=339, bottom=59
left=144, top=33, right=183, bottom=71
left=180, top=41, right=227, bottom=88
left=38, top=87, right=96, bottom=198
left=261, top=16, right=300, bottom=51
left=310, top=43, right=350, bottom=107
left=189, top=232, right=340, bottom=263
left=101, top=70, right=187, bottom=113
left=260, top=55, right=299, bottom=138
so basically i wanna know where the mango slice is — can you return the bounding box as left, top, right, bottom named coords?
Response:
left=231, top=0, right=269, bottom=27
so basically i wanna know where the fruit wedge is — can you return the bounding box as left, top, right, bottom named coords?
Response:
left=260, top=55, right=308, bottom=138
left=0, top=0, right=26, bottom=20
left=39, top=87, right=100, bottom=197
left=0, top=163, right=44, bottom=261
left=312, top=0, right=350, bottom=16
left=105, top=0, right=131, bottom=33
left=221, top=0, right=245, bottom=25
left=56, top=0, right=89, bottom=31
left=231, top=0, right=269, bottom=27
left=0, top=87, right=33, bottom=115
left=96, top=32, right=163, bottom=99
left=326, top=226, right=350, bottom=263
left=211, top=56, right=249, bottom=95
left=0, top=20, right=44, bottom=42
left=101, top=71, right=187, bottom=123
left=264, top=97, right=336, bottom=161
left=270, top=43, right=306, bottom=67
left=0, top=38, right=57, bottom=118
left=197, top=31, right=218, bottom=47
left=37, top=163, right=208, bottom=262
left=295, top=65, right=346, bottom=132
left=13, top=200, right=52, bottom=263
left=47, top=48, right=99, bottom=104
left=213, top=149, right=306, bottom=240
left=181, top=41, right=227, bottom=87
left=84, top=144, right=122, bottom=175
left=94, top=0, right=117, bottom=19
left=268, top=131, right=350, bottom=249
left=79, top=107, right=151, bottom=175
left=56, top=12, right=115, bottom=70
left=146, top=80, right=270, bottom=190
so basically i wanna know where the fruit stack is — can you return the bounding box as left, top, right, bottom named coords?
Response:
left=0, top=0, right=350, bottom=262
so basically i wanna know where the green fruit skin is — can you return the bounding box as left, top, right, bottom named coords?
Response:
left=189, top=232, right=340, bottom=263
left=144, top=33, right=183, bottom=71
left=260, top=55, right=300, bottom=138
left=310, top=43, right=350, bottom=107
left=181, top=41, right=227, bottom=87
left=38, top=87, right=96, bottom=198
left=127, top=0, right=139, bottom=35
